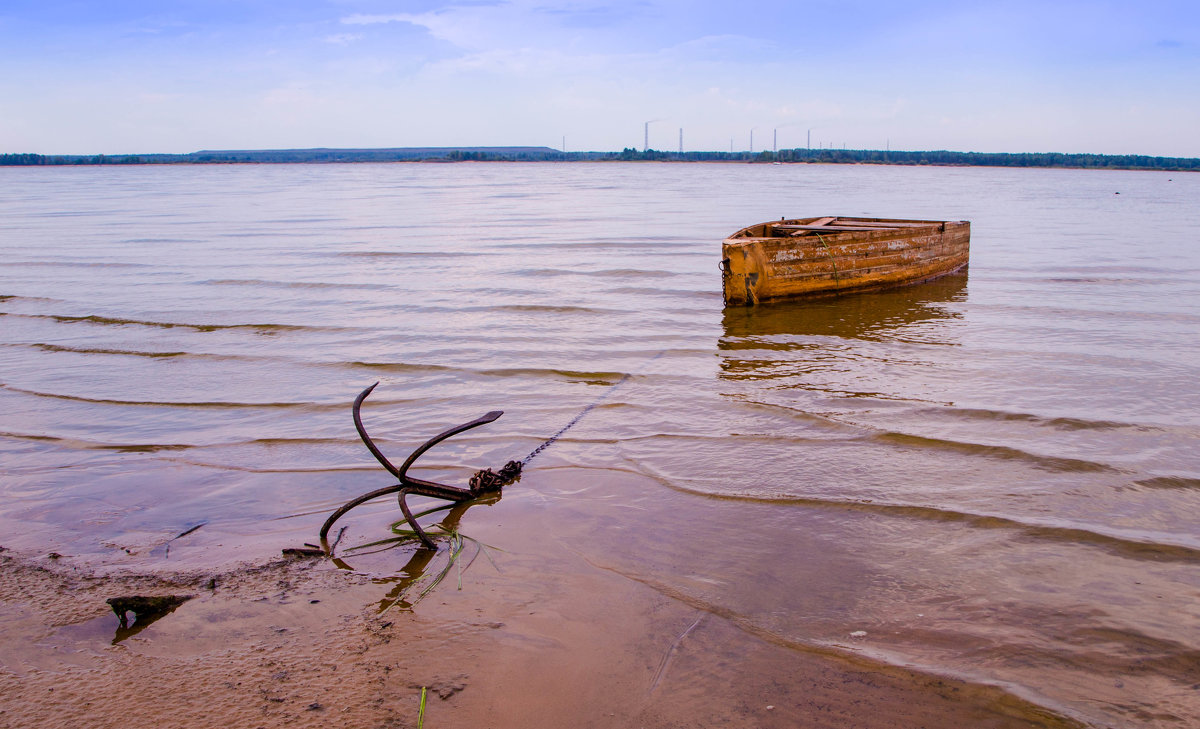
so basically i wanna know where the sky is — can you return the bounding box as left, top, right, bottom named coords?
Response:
left=1, top=1, right=1198, bottom=156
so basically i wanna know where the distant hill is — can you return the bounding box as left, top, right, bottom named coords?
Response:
left=186, top=146, right=570, bottom=162
left=2, top=146, right=1198, bottom=171
left=0, top=146, right=574, bottom=165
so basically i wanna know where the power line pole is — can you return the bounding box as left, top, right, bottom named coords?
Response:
left=643, top=120, right=662, bottom=152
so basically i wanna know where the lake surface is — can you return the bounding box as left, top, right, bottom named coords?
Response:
left=2, top=161, right=1198, bottom=727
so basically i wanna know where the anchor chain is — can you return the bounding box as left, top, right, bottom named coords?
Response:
left=469, top=460, right=523, bottom=492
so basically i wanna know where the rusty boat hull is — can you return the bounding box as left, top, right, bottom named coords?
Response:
left=721, top=216, right=970, bottom=306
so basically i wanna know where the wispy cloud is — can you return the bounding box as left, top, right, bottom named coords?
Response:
left=342, top=6, right=523, bottom=51
left=341, top=13, right=420, bottom=26
left=323, top=32, right=362, bottom=45
left=339, top=1, right=680, bottom=53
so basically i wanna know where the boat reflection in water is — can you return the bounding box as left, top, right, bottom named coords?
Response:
left=718, top=271, right=968, bottom=390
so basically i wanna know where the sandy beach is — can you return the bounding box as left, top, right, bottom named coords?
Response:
left=1, top=467, right=1084, bottom=729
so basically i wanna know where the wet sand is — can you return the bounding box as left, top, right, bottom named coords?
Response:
left=0, top=469, right=1084, bottom=729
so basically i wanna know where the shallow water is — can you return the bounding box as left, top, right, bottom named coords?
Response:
left=2, top=161, right=1198, bottom=727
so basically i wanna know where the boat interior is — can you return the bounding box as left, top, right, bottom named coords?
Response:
left=734, top=217, right=946, bottom=238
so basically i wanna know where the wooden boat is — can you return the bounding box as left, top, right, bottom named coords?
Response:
left=721, top=216, right=970, bottom=306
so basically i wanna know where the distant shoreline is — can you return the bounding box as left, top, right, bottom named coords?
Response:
left=3, top=146, right=1198, bottom=172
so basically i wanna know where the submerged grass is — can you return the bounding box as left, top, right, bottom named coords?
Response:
left=343, top=500, right=501, bottom=613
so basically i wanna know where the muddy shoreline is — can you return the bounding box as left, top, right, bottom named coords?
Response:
left=0, top=468, right=1086, bottom=729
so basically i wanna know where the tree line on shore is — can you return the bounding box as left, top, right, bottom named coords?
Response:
left=3, top=147, right=1198, bottom=171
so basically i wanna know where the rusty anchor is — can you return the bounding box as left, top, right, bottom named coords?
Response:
left=319, top=382, right=521, bottom=553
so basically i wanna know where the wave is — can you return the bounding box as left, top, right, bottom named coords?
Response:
left=505, top=267, right=679, bottom=278
left=496, top=240, right=700, bottom=251
left=984, top=264, right=1174, bottom=278
left=924, top=406, right=1150, bottom=432
left=482, top=304, right=608, bottom=314
left=239, top=437, right=358, bottom=447
left=819, top=498, right=1199, bottom=561
left=348, top=360, right=628, bottom=384
left=1052, top=625, right=1200, bottom=684
left=589, top=268, right=678, bottom=278
left=582, top=555, right=1083, bottom=728
left=31, top=343, right=191, bottom=358
left=221, top=230, right=303, bottom=239
left=335, top=250, right=463, bottom=259
left=202, top=278, right=391, bottom=290
left=258, top=217, right=341, bottom=225
left=0, top=431, right=367, bottom=453
left=0, top=431, right=195, bottom=453
left=624, top=464, right=1200, bottom=562
left=1135, top=475, right=1200, bottom=490
left=970, top=301, right=1200, bottom=327
left=509, top=267, right=578, bottom=277
left=872, top=431, right=1118, bottom=473
left=4, top=260, right=151, bottom=268
left=1, top=293, right=65, bottom=304
left=0, top=384, right=363, bottom=411
left=163, top=460, right=381, bottom=475
left=479, top=366, right=628, bottom=384
left=5, top=343, right=299, bottom=366
left=29, top=313, right=344, bottom=333
left=1044, top=276, right=1187, bottom=285
left=349, top=361, right=459, bottom=375
left=607, top=287, right=719, bottom=300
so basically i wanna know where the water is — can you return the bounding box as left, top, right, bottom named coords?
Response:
left=2, top=162, right=1198, bottom=727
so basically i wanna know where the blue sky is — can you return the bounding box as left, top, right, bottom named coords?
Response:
left=2, top=1, right=1197, bottom=156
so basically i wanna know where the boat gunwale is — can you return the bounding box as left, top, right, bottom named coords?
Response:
left=725, top=217, right=964, bottom=243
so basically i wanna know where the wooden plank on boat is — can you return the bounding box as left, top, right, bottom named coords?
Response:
left=833, top=219, right=940, bottom=228
left=773, top=217, right=835, bottom=236
left=775, top=224, right=911, bottom=232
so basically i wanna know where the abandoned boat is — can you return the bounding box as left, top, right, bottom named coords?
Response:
left=721, top=216, right=970, bottom=306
